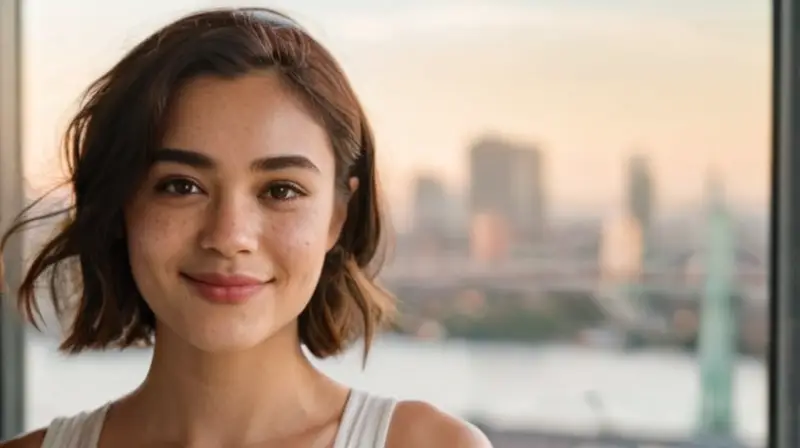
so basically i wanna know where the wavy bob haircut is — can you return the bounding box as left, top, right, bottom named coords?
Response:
left=0, top=7, right=394, bottom=360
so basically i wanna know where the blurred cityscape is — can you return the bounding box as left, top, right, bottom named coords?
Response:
left=14, top=1, right=770, bottom=447
left=385, top=134, right=767, bottom=361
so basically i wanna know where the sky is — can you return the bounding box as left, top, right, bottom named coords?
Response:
left=20, top=0, right=771, bottom=219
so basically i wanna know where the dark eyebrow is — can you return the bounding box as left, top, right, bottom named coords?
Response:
left=155, top=148, right=319, bottom=173
left=154, top=148, right=214, bottom=168
left=251, top=155, right=319, bottom=173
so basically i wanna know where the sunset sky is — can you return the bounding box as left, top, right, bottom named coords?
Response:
left=21, top=0, right=771, bottom=219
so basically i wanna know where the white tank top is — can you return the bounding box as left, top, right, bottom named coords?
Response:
left=40, top=389, right=397, bottom=448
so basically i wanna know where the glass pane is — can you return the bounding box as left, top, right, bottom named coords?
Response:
left=20, top=1, right=772, bottom=446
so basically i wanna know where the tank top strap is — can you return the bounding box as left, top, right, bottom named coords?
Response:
left=40, top=404, right=110, bottom=448
left=333, top=389, right=398, bottom=448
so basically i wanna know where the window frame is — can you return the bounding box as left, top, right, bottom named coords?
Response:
left=0, top=0, right=25, bottom=439
left=772, top=0, right=800, bottom=447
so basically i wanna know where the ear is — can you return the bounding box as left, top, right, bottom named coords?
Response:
left=327, top=177, right=359, bottom=251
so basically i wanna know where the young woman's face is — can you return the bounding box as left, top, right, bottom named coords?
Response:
left=124, top=71, right=347, bottom=353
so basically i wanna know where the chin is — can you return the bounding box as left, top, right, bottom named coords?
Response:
left=174, top=318, right=284, bottom=354
left=187, top=334, right=266, bottom=354
left=150, top=287, right=304, bottom=354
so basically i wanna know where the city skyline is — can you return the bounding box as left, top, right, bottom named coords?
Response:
left=20, top=0, right=771, bottom=221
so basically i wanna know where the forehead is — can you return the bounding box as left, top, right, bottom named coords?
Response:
left=161, top=71, right=333, bottom=171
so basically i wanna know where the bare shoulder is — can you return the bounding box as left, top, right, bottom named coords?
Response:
left=0, top=429, right=46, bottom=448
left=386, top=400, right=492, bottom=448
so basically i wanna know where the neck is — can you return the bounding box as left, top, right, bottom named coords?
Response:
left=119, top=321, right=348, bottom=446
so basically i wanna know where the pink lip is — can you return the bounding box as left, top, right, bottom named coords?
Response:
left=181, top=272, right=268, bottom=304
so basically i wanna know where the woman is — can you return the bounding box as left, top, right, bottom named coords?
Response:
left=0, top=7, right=491, bottom=448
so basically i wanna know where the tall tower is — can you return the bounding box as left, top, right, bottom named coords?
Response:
left=695, top=170, right=738, bottom=445
left=626, top=154, right=654, bottom=240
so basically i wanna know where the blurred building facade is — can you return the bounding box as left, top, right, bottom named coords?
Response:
left=468, top=135, right=547, bottom=259
left=599, top=210, right=644, bottom=283
left=627, top=153, right=655, bottom=240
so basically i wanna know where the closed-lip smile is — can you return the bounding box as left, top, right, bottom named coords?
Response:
left=180, top=272, right=268, bottom=304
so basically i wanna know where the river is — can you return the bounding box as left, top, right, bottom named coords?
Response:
left=23, top=333, right=767, bottom=446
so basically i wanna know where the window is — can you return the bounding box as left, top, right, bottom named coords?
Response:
left=10, top=1, right=778, bottom=446
left=0, top=0, right=25, bottom=440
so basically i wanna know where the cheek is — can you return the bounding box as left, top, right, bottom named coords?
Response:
left=125, top=204, right=196, bottom=283
left=266, top=207, right=332, bottom=281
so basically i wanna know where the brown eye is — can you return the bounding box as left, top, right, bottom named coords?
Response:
left=156, top=178, right=202, bottom=195
left=263, top=183, right=302, bottom=201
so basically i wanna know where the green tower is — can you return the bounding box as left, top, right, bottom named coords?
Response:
left=695, top=173, right=738, bottom=445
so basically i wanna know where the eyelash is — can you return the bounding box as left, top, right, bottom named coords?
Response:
left=153, top=177, right=306, bottom=202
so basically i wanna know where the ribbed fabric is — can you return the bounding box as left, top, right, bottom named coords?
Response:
left=40, top=404, right=109, bottom=448
left=332, top=389, right=398, bottom=447
left=40, top=389, right=397, bottom=448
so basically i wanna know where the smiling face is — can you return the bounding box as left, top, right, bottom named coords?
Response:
left=124, top=71, right=348, bottom=353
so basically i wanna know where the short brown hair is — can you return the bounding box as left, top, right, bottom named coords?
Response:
left=0, top=7, right=394, bottom=360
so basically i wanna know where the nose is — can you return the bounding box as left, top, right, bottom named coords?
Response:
left=199, top=193, right=260, bottom=258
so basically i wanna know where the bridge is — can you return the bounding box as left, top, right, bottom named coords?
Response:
left=379, top=258, right=766, bottom=298
left=378, top=257, right=768, bottom=331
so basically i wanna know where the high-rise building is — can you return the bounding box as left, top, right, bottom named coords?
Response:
left=626, top=153, right=655, bottom=236
left=469, top=212, right=511, bottom=262
left=468, top=135, right=546, bottom=247
left=598, top=210, right=643, bottom=283
left=411, top=174, right=449, bottom=236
